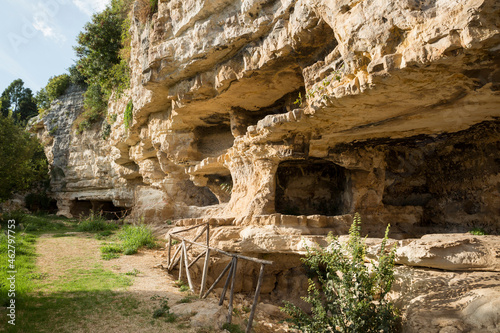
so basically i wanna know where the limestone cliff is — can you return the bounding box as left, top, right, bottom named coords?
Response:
left=104, top=0, right=499, bottom=233
left=33, top=0, right=500, bottom=231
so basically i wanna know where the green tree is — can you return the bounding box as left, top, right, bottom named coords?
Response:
left=0, top=79, right=38, bottom=123
left=281, top=214, right=400, bottom=333
left=74, top=0, right=131, bottom=99
left=0, top=117, right=49, bottom=202
left=72, top=0, right=132, bottom=133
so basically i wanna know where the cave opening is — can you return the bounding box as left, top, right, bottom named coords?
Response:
left=70, top=199, right=129, bottom=220
left=275, top=159, right=348, bottom=216
left=195, top=124, right=234, bottom=158
left=206, top=173, right=233, bottom=204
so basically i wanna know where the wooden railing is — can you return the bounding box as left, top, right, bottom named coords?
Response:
left=166, top=223, right=273, bottom=333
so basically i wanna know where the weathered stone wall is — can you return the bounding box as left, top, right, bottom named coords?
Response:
left=29, top=87, right=135, bottom=218
left=35, top=0, right=499, bottom=233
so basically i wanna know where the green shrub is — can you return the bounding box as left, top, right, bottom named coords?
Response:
left=77, top=211, right=119, bottom=232
left=124, top=100, right=133, bottom=129
left=469, top=227, right=486, bottom=235
left=0, top=117, right=49, bottom=202
left=118, top=224, right=156, bottom=254
left=101, top=244, right=123, bottom=254
left=68, top=64, right=87, bottom=88
left=281, top=213, right=400, bottom=333
left=36, top=74, right=70, bottom=113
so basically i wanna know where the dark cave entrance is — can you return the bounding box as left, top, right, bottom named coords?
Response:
left=70, top=199, right=129, bottom=220
left=275, top=159, right=348, bottom=216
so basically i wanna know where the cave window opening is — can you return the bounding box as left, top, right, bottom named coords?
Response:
left=206, top=173, right=233, bottom=204
left=70, top=199, right=129, bottom=220
left=275, top=159, right=347, bottom=216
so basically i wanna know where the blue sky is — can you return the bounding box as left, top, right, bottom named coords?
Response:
left=0, top=0, right=111, bottom=94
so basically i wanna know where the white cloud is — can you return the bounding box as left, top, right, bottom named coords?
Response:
left=33, top=13, right=66, bottom=43
left=72, top=0, right=110, bottom=16
left=31, top=1, right=67, bottom=43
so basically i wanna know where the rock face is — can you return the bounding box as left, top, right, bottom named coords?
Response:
left=36, top=0, right=499, bottom=232
left=107, top=0, right=500, bottom=233
left=29, top=86, right=135, bottom=218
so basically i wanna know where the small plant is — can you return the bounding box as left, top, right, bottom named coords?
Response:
left=222, top=323, right=244, bottom=333
left=174, top=279, right=190, bottom=292
left=118, top=224, right=156, bottom=255
left=177, top=295, right=197, bottom=304
left=125, top=268, right=141, bottom=276
left=171, top=239, right=180, bottom=245
left=101, top=122, right=111, bottom=140
left=294, top=92, right=303, bottom=107
left=49, top=125, right=59, bottom=135
left=281, top=213, right=400, bottom=333
left=151, top=295, right=176, bottom=322
left=101, top=252, right=120, bottom=260
left=469, top=227, right=486, bottom=235
left=124, top=100, right=133, bottom=129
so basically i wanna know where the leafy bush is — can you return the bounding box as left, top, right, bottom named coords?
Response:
left=0, top=117, right=49, bottom=202
left=77, top=211, right=119, bottom=232
left=36, top=74, right=70, bottom=113
left=118, top=224, right=156, bottom=254
left=124, top=100, right=133, bottom=129
left=68, top=64, right=87, bottom=88
left=281, top=214, right=400, bottom=333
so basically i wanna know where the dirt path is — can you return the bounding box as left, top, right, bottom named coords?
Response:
left=34, top=233, right=200, bottom=333
left=33, top=233, right=291, bottom=333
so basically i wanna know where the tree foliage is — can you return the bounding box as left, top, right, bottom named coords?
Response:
left=74, top=0, right=132, bottom=98
left=0, top=117, right=49, bottom=202
left=0, top=79, right=38, bottom=123
left=281, top=214, right=400, bottom=333
left=36, top=74, right=71, bottom=113
left=72, top=0, right=133, bottom=133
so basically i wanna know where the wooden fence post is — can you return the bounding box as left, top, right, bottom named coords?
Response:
left=246, top=264, right=265, bottom=333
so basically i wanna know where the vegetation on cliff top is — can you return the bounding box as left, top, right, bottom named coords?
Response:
left=73, top=0, right=133, bottom=134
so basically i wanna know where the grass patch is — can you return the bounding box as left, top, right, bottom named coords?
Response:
left=125, top=268, right=141, bottom=276
left=100, top=243, right=123, bottom=260
left=118, top=224, right=156, bottom=255
left=222, top=323, right=244, bottom=333
left=177, top=295, right=197, bottom=304
left=0, top=232, right=38, bottom=306
left=0, top=213, right=188, bottom=333
left=77, top=211, right=119, bottom=232
left=95, top=230, right=114, bottom=240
